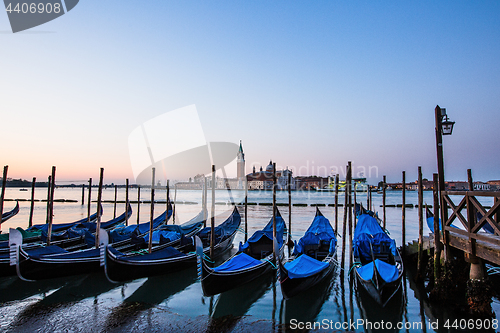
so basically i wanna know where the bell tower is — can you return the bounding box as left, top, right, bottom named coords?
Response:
left=237, top=140, right=245, bottom=180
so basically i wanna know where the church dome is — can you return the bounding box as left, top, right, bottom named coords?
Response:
left=266, top=160, right=274, bottom=172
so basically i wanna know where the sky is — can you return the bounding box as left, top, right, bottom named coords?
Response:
left=1, top=1, right=499, bottom=185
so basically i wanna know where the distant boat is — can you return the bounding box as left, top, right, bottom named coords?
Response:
left=19, top=188, right=28, bottom=192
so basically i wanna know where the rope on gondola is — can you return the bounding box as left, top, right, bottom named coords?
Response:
left=348, top=262, right=362, bottom=275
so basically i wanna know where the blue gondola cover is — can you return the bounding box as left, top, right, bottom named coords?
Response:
left=357, top=259, right=399, bottom=283
left=240, top=214, right=286, bottom=252
left=213, top=253, right=262, bottom=272
left=292, top=213, right=336, bottom=256
left=284, top=254, right=329, bottom=279
left=353, top=214, right=396, bottom=262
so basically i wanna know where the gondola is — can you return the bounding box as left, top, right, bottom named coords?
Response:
left=11, top=204, right=172, bottom=281
left=0, top=206, right=131, bottom=278
left=200, top=209, right=286, bottom=296
left=0, top=201, right=20, bottom=224
left=276, top=208, right=337, bottom=299
left=0, top=207, right=101, bottom=247
left=103, top=207, right=239, bottom=282
left=352, top=212, right=403, bottom=307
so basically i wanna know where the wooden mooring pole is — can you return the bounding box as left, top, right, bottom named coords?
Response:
left=288, top=171, right=292, bottom=253
left=47, top=175, right=52, bottom=224
left=81, top=183, right=85, bottom=206
left=47, top=166, right=56, bottom=246
left=29, top=177, right=36, bottom=228
left=347, top=162, right=353, bottom=267
left=383, top=175, right=387, bottom=229
left=95, top=168, right=104, bottom=249
left=113, top=185, right=117, bottom=219
left=353, top=182, right=357, bottom=228
left=244, top=177, right=248, bottom=243
left=335, top=174, right=339, bottom=233
left=137, top=185, right=141, bottom=224
left=417, top=166, right=424, bottom=280
left=87, top=178, right=92, bottom=223
left=0, top=166, right=8, bottom=227
left=433, top=173, right=441, bottom=281
left=167, top=181, right=170, bottom=224
left=341, top=163, right=350, bottom=270
left=272, top=163, right=277, bottom=265
left=402, top=171, right=406, bottom=255
left=125, top=179, right=129, bottom=226
left=148, top=168, right=155, bottom=254
left=210, top=165, right=215, bottom=260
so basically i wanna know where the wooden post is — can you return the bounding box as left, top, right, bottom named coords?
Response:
left=417, top=166, right=424, bottom=279
left=467, top=169, right=476, bottom=256
left=113, top=185, right=117, bottom=219
left=95, top=168, right=104, bottom=249
left=495, top=197, right=499, bottom=227
left=81, top=183, right=85, bottom=206
left=167, top=181, right=171, bottom=224
left=288, top=171, right=292, bottom=246
left=272, top=163, right=277, bottom=264
left=210, top=165, right=216, bottom=259
left=0, top=166, right=8, bottom=226
left=173, top=183, right=177, bottom=224
left=347, top=162, right=353, bottom=267
left=367, top=182, right=370, bottom=212
left=341, top=163, right=350, bottom=269
left=204, top=177, right=208, bottom=228
left=402, top=171, right=406, bottom=255
left=353, top=181, right=357, bottom=228
left=46, top=175, right=52, bottom=224
left=87, top=178, right=92, bottom=223
left=244, top=176, right=248, bottom=243
left=137, top=185, right=141, bottom=224
left=335, top=174, right=339, bottom=233
left=29, top=177, right=36, bottom=227
left=47, top=166, right=56, bottom=246
left=125, top=179, right=129, bottom=226
left=148, top=168, right=155, bottom=254
left=433, top=173, right=441, bottom=281
left=435, top=105, right=450, bottom=262
left=368, top=185, right=373, bottom=211
left=383, top=175, right=387, bottom=229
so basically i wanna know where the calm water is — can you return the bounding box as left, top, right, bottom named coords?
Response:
left=0, top=188, right=498, bottom=332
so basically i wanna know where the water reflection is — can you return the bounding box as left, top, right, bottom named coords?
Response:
left=355, top=279, right=404, bottom=333
left=279, top=269, right=336, bottom=330
left=105, top=267, right=198, bottom=330
left=207, top=273, right=274, bottom=332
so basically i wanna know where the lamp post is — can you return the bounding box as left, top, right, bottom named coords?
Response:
left=434, top=105, right=455, bottom=261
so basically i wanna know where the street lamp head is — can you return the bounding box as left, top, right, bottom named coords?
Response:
left=442, top=117, right=455, bottom=135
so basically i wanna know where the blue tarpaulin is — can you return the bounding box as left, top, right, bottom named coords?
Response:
left=357, top=259, right=399, bottom=283
left=198, top=208, right=241, bottom=243
left=240, top=213, right=286, bottom=252
left=284, top=254, right=329, bottom=279
left=353, top=214, right=396, bottom=262
left=213, top=253, right=262, bottom=272
left=292, top=212, right=336, bottom=256
left=109, top=209, right=170, bottom=243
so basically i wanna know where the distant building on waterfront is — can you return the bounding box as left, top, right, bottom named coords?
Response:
left=246, top=160, right=295, bottom=190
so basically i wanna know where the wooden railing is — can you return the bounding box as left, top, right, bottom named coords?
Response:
left=441, top=191, right=500, bottom=262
